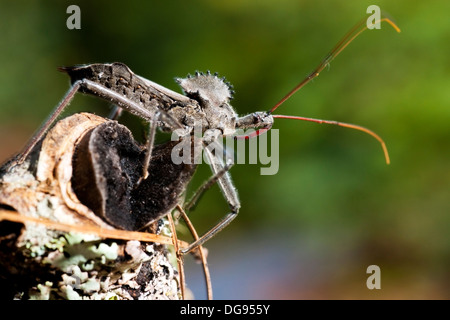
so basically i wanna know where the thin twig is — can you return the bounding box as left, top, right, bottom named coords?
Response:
left=167, top=213, right=186, bottom=300
left=176, top=204, right=213, bottom=300
left=0, top=209, right=189, bottom=248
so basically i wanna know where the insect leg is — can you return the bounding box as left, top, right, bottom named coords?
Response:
left=81, top=79, right=188, bottom=184
left=15, top=81, right=82, bottom=165
left=137, top=114, right=158, bottom=184
left=15, top=78, right=150, bottom=166
left=64, top=78, right=185, bottom=132
left=181, top=140, right=240, bottom=254
left=184, top=139, right=235, bottom=211
left=80, top=79, right=155, bottom=119
left=184, top=163, right=232, bottom=212
left=108, top=105, right=123, bottom=120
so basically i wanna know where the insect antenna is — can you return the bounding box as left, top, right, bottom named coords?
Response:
left=267, top=15, right=400, bottom=164
left=269, top=16, right=400, bottom=114
left=273, top=114, right=390, bottom=164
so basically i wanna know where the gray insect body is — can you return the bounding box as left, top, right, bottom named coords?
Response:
left=16, top=62, right=270, bottom=254
left=13, top=18, right=397, bottom=253
left=62, top=63, right=266, bottom=138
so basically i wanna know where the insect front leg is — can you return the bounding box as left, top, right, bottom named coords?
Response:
left=138, top=109, right=190, bottom=184
left=184, top=137, right=235, bottom=211
left=181, top=134, right=240, bottom=254
left=137, top=115, right=158, bottom=184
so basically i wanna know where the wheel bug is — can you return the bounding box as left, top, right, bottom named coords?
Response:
left=11, top=16, right=400, bottom=255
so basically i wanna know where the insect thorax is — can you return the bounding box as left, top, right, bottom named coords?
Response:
left=176, top=71, right=237, bottom=136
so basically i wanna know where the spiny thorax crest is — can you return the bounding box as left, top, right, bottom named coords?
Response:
left=176, top=71, right=237, bottom=135
left=176, top=71, right=234, bottom=108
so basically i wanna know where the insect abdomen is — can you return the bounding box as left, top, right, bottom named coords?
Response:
left=59, top=63, right=174, bottom=111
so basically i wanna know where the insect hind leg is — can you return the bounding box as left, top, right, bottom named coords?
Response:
left=14, top=80, right=82, bottom=165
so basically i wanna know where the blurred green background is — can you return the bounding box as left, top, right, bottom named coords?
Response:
left=1, top=0, right=449, bottom=299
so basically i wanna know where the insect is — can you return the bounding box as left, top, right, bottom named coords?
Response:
left=12, top=16, right=400, bottom=255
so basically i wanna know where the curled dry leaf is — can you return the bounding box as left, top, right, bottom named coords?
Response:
left=0, top=113, right=183, bottom=300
